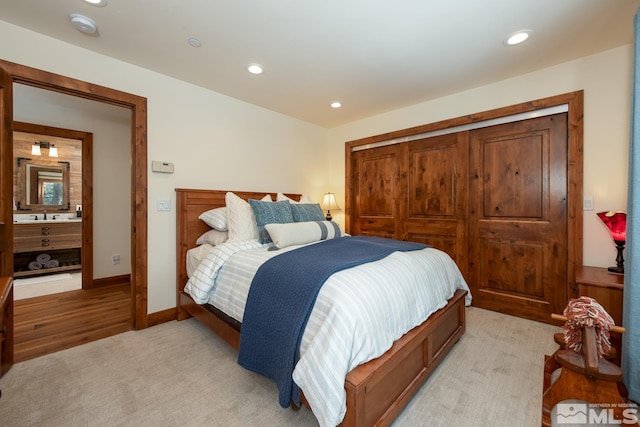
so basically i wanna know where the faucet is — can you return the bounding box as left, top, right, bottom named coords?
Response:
left=43, top=210, right=47, bottom=220
left=31, top=215, right=38, bottom=220
left=52, top=214, right=58, bottom=220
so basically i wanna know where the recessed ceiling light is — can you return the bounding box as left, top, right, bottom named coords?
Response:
left=247, top=64, right=264, bottom=75
left=503, top=29, right=533, bottom=46
left=82, top=0, right=108, bottom=6
left=188, top=38, right=202, bottom=48
left=330, top=102, right=342, bottom=109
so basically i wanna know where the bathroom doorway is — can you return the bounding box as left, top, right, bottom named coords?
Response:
left=12, top=120, right=93, bottom=299
left=0, top=59, right=148, bottom=331
left=11, top=87, right=131, bottom=298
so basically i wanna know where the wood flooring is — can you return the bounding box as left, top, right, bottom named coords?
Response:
left=13, top=283, right=131, bottom=362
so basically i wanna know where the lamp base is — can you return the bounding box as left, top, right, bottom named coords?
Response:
left=325, top=210, right=332, bottom=221
left=607, top=266, right=624, bottom=274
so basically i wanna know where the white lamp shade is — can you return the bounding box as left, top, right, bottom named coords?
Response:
left=322, top=193, right=341, bottom=211
left=49, top=145, right=58, bottom=157
left=31, top=143, right=41, bottom=156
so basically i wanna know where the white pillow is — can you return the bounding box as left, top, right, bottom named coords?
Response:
left=198, top=206, right=228, bottom=231
left=265, top=220, right=344, bottom=249
left=196, top=229, right=228, bottom=246
left=226, top=192, right=272, bottom=242
left=276, top=192, right=313, bottom=204
left=187, top=244, right=212, bottom=277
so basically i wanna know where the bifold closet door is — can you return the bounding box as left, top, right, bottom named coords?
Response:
left=468, top=113, right=568, bottom=322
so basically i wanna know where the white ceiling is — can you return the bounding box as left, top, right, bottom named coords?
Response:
left=1, top=0, right=639, bottom=128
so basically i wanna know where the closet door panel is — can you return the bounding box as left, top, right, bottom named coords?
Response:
left=406, top=133, right=468, bottom=276
left=469, top=114, right=568, bottom=322
left=349, top=144, right=407, bottom=240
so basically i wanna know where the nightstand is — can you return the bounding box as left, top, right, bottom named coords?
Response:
left=575, top=265, right=624, bottom=365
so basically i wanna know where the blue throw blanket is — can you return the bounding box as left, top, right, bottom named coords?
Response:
left=237, top=235, right=429, bottom=408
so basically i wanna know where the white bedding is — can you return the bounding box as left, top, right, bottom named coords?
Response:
left=185, top=238, right=471, bottom=427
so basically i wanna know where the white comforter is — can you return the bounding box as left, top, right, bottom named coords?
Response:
left=185, top=238, right=471, bottom=427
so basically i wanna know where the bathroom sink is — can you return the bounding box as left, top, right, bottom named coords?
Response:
left=14, top=218, right=81, bottom=224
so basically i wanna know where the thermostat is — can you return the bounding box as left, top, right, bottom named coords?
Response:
left=152, top=160, right=174, bottom=174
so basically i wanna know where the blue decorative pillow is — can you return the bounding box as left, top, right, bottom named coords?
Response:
left=249, top=199, right=294, bottom=244
left=290, top=203, right=325, bottom=222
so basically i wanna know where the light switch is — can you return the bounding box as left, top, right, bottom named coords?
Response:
left=157, top=200, right=171, bottom=211
left=583, top=196, right=594, bottom=211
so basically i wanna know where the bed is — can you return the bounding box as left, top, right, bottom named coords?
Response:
left=175, top=188, right=470, bottom=427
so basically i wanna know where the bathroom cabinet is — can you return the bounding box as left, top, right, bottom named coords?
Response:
left=13, top=221, right=82, bottom=277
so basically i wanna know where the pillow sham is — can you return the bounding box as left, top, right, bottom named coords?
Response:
left=276, top=192, right=313, bottom=204
left=249, top=199, right=294, bottom=244
left=264, top=220, right=344, bottom=249
left=198, top=206, right=228, bottom=231
left=226, top=192, right=272, bottom=242
left=196, top=229, right=229, bottom=246
left=290, top=203, right=325, bottom=222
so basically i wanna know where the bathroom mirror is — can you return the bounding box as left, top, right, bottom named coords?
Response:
left=16, top=158, right=71, bottom=211
left=13, top=122, right=82, bottom=213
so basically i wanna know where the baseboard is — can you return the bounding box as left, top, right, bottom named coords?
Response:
left=93, top=274, right=130, bottom=288
left=147, top=308, right=177, bottom=327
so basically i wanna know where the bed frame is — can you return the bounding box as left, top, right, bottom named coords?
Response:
left=175, top=188, right=467, bottom=427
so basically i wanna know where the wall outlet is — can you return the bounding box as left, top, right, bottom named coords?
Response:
left=112, top=254, right=120, bottom=265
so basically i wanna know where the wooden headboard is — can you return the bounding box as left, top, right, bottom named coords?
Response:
left=175, top=189, right=301, bottom=296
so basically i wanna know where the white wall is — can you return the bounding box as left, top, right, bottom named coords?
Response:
left=328, top=45, right=633, bottom=270
left=0, top=21, right=329, bottom=313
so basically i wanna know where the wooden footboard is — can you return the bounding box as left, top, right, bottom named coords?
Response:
left=176, top=188, right=467, bottom=427
left=342, top=289, right=466, bottom=427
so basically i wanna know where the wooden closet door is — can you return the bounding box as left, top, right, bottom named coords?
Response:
left=469, top=113, right=568, bottom=322
left=349, top=143, right=407, bottom=239
left=406, top=133, right=468, bottom=276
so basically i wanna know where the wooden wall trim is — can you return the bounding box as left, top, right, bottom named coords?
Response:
left=345, top=90, right=584, bottom=296
left=147, top=307, right=177, bottom=327
left=0, top=59, right=148, bottom=330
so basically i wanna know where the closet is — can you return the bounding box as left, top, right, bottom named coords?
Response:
left=345, top=92, right=583, bottom=323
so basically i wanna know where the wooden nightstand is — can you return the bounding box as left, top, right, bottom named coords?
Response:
left=575, top=265, right=624, bottom=365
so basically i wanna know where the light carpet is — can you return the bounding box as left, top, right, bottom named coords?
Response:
left=0, top=307, right=559, bottom=426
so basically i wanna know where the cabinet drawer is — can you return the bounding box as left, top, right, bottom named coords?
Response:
left=14, top=235, right=81, bottom=252
left=14, top=222, right=80, bottom=238
left=13, top=223, right=81, bottom=253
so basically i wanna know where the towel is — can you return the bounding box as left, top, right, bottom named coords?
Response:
left=36, top=253, right=51, bottom=264
left=28, top=261, right=43, bottom=270
left=44, top=259, right=60, bottom=269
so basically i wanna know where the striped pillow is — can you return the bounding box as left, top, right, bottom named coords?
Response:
left=264, top=220, right=344, bottom=249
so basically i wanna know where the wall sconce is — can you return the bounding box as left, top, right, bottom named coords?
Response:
left=597, top=211, right=626, bottom=274
left=31, top=141, right=58, bottom=157
left=322, top=192, right=341, bottom=221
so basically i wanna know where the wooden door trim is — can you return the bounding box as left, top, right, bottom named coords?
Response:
left=0, top=59, right=148, bottom=329
left=345, top=91, right=583, bottom=295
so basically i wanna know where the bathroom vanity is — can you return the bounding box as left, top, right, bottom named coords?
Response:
left=13, top=219, right=82, bottom=277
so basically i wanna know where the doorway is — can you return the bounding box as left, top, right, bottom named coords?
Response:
left=12, top=121, right=92, bottom=298
left=0, top=59, right=148, bottom=330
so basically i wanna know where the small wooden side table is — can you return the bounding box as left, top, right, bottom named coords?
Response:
left=575, top=265, right=624, bottom=365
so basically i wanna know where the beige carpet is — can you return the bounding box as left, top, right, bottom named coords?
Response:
left=0, top=307, right=559, bottom=426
